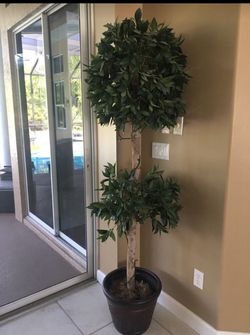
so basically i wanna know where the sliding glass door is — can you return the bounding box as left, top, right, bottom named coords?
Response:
left=48, top=4, right=86, bottom=251
left=15, top=4, right=93, bottom=267
left=16, top=19, right=54, bottom=228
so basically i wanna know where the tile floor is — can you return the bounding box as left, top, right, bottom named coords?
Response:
left=0, top=282, right=200, bottom=335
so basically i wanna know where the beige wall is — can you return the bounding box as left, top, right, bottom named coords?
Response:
left=218, top=4, right=250, bottom=332
left=141, top=4, right=239, bottom=328
left=94, top=4, right=118, bottom=274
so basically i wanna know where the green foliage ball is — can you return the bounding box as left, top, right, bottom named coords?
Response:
left=85, top=8, right=189, bottom=133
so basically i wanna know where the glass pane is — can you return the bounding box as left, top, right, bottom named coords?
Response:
left=16, top=19, right=53, bottom=227
left=49, top=4, right=86, bottom=249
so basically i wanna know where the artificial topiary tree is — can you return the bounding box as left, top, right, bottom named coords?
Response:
left=85, top=8, right=189, bottom=295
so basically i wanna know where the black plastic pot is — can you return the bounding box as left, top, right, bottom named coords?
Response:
left=103, top=267, right=162, bottom=335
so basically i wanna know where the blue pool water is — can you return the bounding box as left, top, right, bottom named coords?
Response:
left=32, top=156, right=84, bottom=174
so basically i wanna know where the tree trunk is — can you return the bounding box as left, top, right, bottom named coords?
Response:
left=126, top=130, right=141, bottom=291
left=127, top=222, right=137, bottom=291
left=131, top=130, right=141, bottom=179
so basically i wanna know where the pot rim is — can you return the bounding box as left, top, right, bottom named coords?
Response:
left=102, top=266, right=162, bottom=305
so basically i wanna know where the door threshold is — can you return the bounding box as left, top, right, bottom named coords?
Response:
left=24, top=217, right=86, bottom=273
left=0, top=275, right=95, bottom=320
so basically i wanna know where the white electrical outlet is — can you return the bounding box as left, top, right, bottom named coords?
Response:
left=152, top=142, right=169, bottom=160
left=193, top=268, right=204, bottom=290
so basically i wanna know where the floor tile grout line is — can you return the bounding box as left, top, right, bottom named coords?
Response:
left=153, top=317, right=174, bottom=335
left=88, top=321, right=113, bottom=335
left=56, top=301, right=86, bottom=335
left=56, top=300, right=112, bottom=335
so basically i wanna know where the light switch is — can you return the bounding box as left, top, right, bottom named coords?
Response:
left=152, top=142, right=169, bottom=160
left=173, top=117, right=184, bottom=136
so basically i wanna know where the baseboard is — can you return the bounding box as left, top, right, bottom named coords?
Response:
left=158, top=290, right=250, bottom=335
left=158, top=289, right=217, bottom=335
left=97, top=269, right=105, bottom=285
left=96, top=269, right=249, bottom=335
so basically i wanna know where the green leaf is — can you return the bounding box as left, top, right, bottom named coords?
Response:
left=97, top=229, right=109, bottom=235
left=109, top=230, right=116, bottom=241
left=135, top=8, right=142, bottom=26
left=97, top=229, right=110, bottom=242
left=140, top=21, right=149, bottom=33
left=150, top=18, right=158, bottom=31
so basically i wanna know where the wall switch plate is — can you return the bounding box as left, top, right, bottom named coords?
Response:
left=173, top=117, right=184, bottom=136
left=152, top=142, right=169, bottom=160
left=193, top=268, right=204, bottom=290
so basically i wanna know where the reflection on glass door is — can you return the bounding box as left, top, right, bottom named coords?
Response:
left=16, top=19, right=53, bottom=228
left=16, top=4, right=89, bottom=257
left=49, top=4, right=86, bottom=250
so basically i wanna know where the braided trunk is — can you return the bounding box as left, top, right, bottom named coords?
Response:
left=126, top=131, right=141, bottom=292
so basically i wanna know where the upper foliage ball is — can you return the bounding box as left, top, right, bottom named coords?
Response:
left=85, top=8, right=189, bottom=133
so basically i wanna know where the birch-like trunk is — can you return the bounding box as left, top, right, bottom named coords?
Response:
left=126, top=130, right=141, bottom=292
left=127, top=222, right=137, bottom=291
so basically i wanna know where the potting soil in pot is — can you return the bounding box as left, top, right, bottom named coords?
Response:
left=109, top=278, right=153, bottom=301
